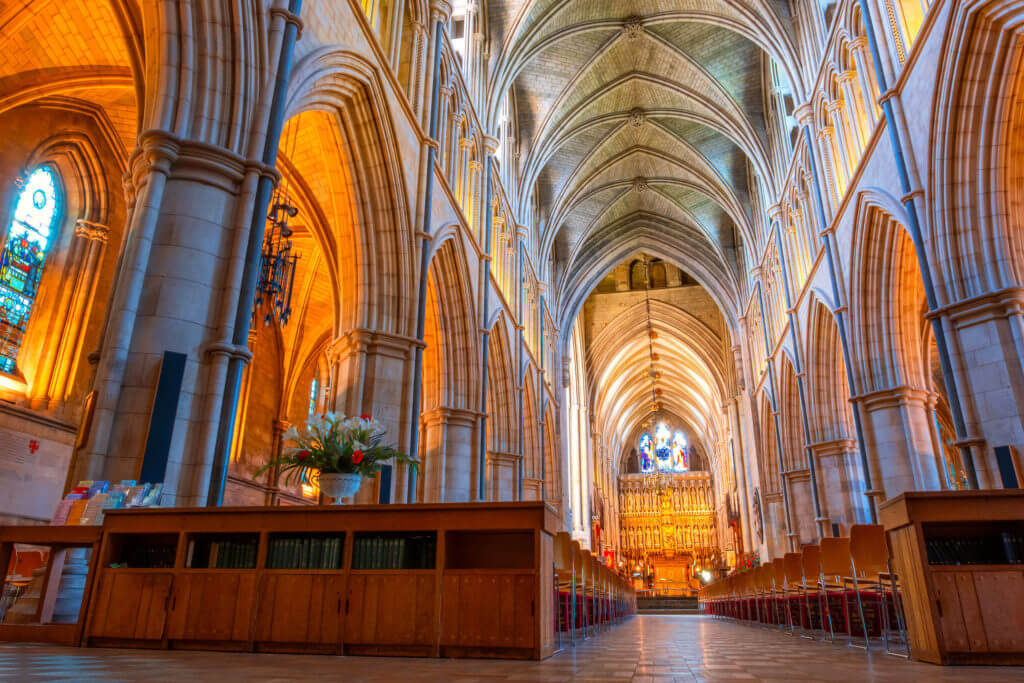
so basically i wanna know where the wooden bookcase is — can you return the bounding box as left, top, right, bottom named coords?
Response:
left=79, top=502, right=558, bottom=659
left=880, top=490, right=1024, bottom=665
left=0, top=525, right=102, bottom=646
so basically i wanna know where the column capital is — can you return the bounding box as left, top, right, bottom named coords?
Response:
left=430, top=0, right=453, bottom=24
left=792, top=103, right=814, bottom=127
left=482, top=134, right=500, bottom=156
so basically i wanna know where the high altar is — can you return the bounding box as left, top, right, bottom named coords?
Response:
left=618, top=472, right=717, bottom=593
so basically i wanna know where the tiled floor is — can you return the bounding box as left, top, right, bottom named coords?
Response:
left=1, top=615, right=1021, bottom=681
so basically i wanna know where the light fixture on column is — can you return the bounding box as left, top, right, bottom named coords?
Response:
left=253, top=124, right=301, bottom=328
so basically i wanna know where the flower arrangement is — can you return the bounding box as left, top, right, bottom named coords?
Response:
left=256, top=413, right=418, bottom=485
left=736, top=551, right=760, bottom=573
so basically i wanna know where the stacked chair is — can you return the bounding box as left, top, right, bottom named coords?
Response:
left=698, top=524, right=909, bottom=656
left=552, top=533, right=636, bottom=647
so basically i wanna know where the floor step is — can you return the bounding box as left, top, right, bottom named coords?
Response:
left=638, top=609, right=701, bottom=615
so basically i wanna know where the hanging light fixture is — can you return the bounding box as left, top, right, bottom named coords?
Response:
left=253, top=124, right=301, bottom=328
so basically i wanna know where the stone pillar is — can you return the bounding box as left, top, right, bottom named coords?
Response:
left=81, top=134, right=261, bottom=505
left=850, top=37, right=880, bottom=126
left=33, top=220, right=109, bottom=411
left=265, top=418, right=289, bottom=506
left=839, top=70, right=868, bottom=149
left=809, top=438, right=860, bottom=534
left=328, top=328, right=419, bottom=504
left=942, top=290, right=1024, bottom=487
left=826, top=100, right=854, bottom=182
left=487, top=450, right=519, bottom=501
left=855, top=385, right=943, bottom=497
left=419, top=406, right=478, bottom=502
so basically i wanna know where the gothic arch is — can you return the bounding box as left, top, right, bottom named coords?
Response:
left=806, top=298, right=854, bottom=444
left=286, top=49, right=416, bottom=336
left=930, top=0, right=1024, bottom=303
left=848, top=194, right=928, bottom=393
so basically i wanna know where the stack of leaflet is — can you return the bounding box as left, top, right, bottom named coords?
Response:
left=51, top=480, right=164, bottom=526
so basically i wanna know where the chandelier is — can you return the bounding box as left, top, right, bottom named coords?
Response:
left=253, top=193, right=300, bottom=327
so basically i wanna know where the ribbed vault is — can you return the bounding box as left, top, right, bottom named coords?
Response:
left=486, top=0, right=800, bottom=327
left=588, top=297, right=728, bottom=469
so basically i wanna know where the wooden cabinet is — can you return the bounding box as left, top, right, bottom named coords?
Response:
left=881, top=491, right=1024, bottom=665
left=344, top=573, right=436, bottom=655
left=253, top=573, right=346, bottom=651
left=441, top=572, right=535, bottom=656
left=87, top=572, right=172, bottom=643
left=165, top=572, right=257, bottom=647
left=28, top=502, right=566, bottom=659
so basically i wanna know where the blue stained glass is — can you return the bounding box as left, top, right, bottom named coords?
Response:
left=654, top=423, right=672, bottom=471
left=0, top=168, right=59, bottom=374
left=639, top=433, right=654, bottom=473
left=308, top=378, right=319, bottom=416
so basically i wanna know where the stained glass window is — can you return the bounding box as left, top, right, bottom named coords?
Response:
left=671, top=431, right=688, bottom=472
left=639, top=423, right=689, bottom=473
left=0, top=168, right=59, bottom=375
left=654, top=423, right=672, bottom=471
left=638, top=433, right=654, bottom=473
left=308, top=378, right=319, bottom=416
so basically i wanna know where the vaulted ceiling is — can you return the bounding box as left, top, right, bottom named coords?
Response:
left=485, top=0, right=804, bottom=330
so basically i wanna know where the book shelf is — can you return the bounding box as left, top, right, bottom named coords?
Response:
left=881, top=491, right=1024, bottom=665
left=0, top=526, right=102, bottom=646
left=73, top=502, right=560, bottom=659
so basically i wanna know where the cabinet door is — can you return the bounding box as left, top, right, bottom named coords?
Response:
left=254, top=574, right=346, bottom=645
left=441, top=573, right=535, bottom=649
left=88, top=572, right=172, bottom=641
left=932, top=573, right=969, bottom=652
left=345, top=573, right=436, bottom=646
left=165, top=572, right=257, bottom=643
left=973, top=571, right=1024, bottom=652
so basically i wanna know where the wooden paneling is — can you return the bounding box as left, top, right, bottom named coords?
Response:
left=345, top=573, right=435, bottom=646
left=88, top=572, right=171, bottom=641
left=440, top=573, right=535, bottom=649
left=973, top=571, right=1024, bottom=652
left=166, top=572, right=256, bottom=644
left=952, top=572, right=988, bottom=652
left=887, top=525, right=939, bottom=661
left=254, top=574, right=345, bottom=646
left=932, top=573, right=968, bottom=652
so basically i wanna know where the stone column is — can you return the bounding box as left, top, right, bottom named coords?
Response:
left=850, top=37, right=880, bottom=126
left=80, top=134, right=266, bottom=506
left=418, top=406, right=478, bottom=502
left=328, top=328, right=419, bottom=503
left=33, top=220, right=109, bottom=411
left=265, top=418, right=289, bottom=506
left=839, top=70, right=868, bottom=149
left=855, top=385, right=942, bottom=497
left=941, top=289, right=1024, bottom=487
left=826, top=100, right=854, bottom=182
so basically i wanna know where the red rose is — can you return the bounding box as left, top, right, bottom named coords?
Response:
left=352, top=450, right=364, bottom=464
left=360, top=414, right=371, bottom=420
left=297, top=450, right=310, bottom=461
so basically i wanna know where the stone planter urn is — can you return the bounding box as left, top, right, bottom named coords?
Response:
left=317, top=472, right=362, bottom=503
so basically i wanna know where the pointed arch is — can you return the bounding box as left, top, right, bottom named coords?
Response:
left=286, top=49, right=416, bottom=336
